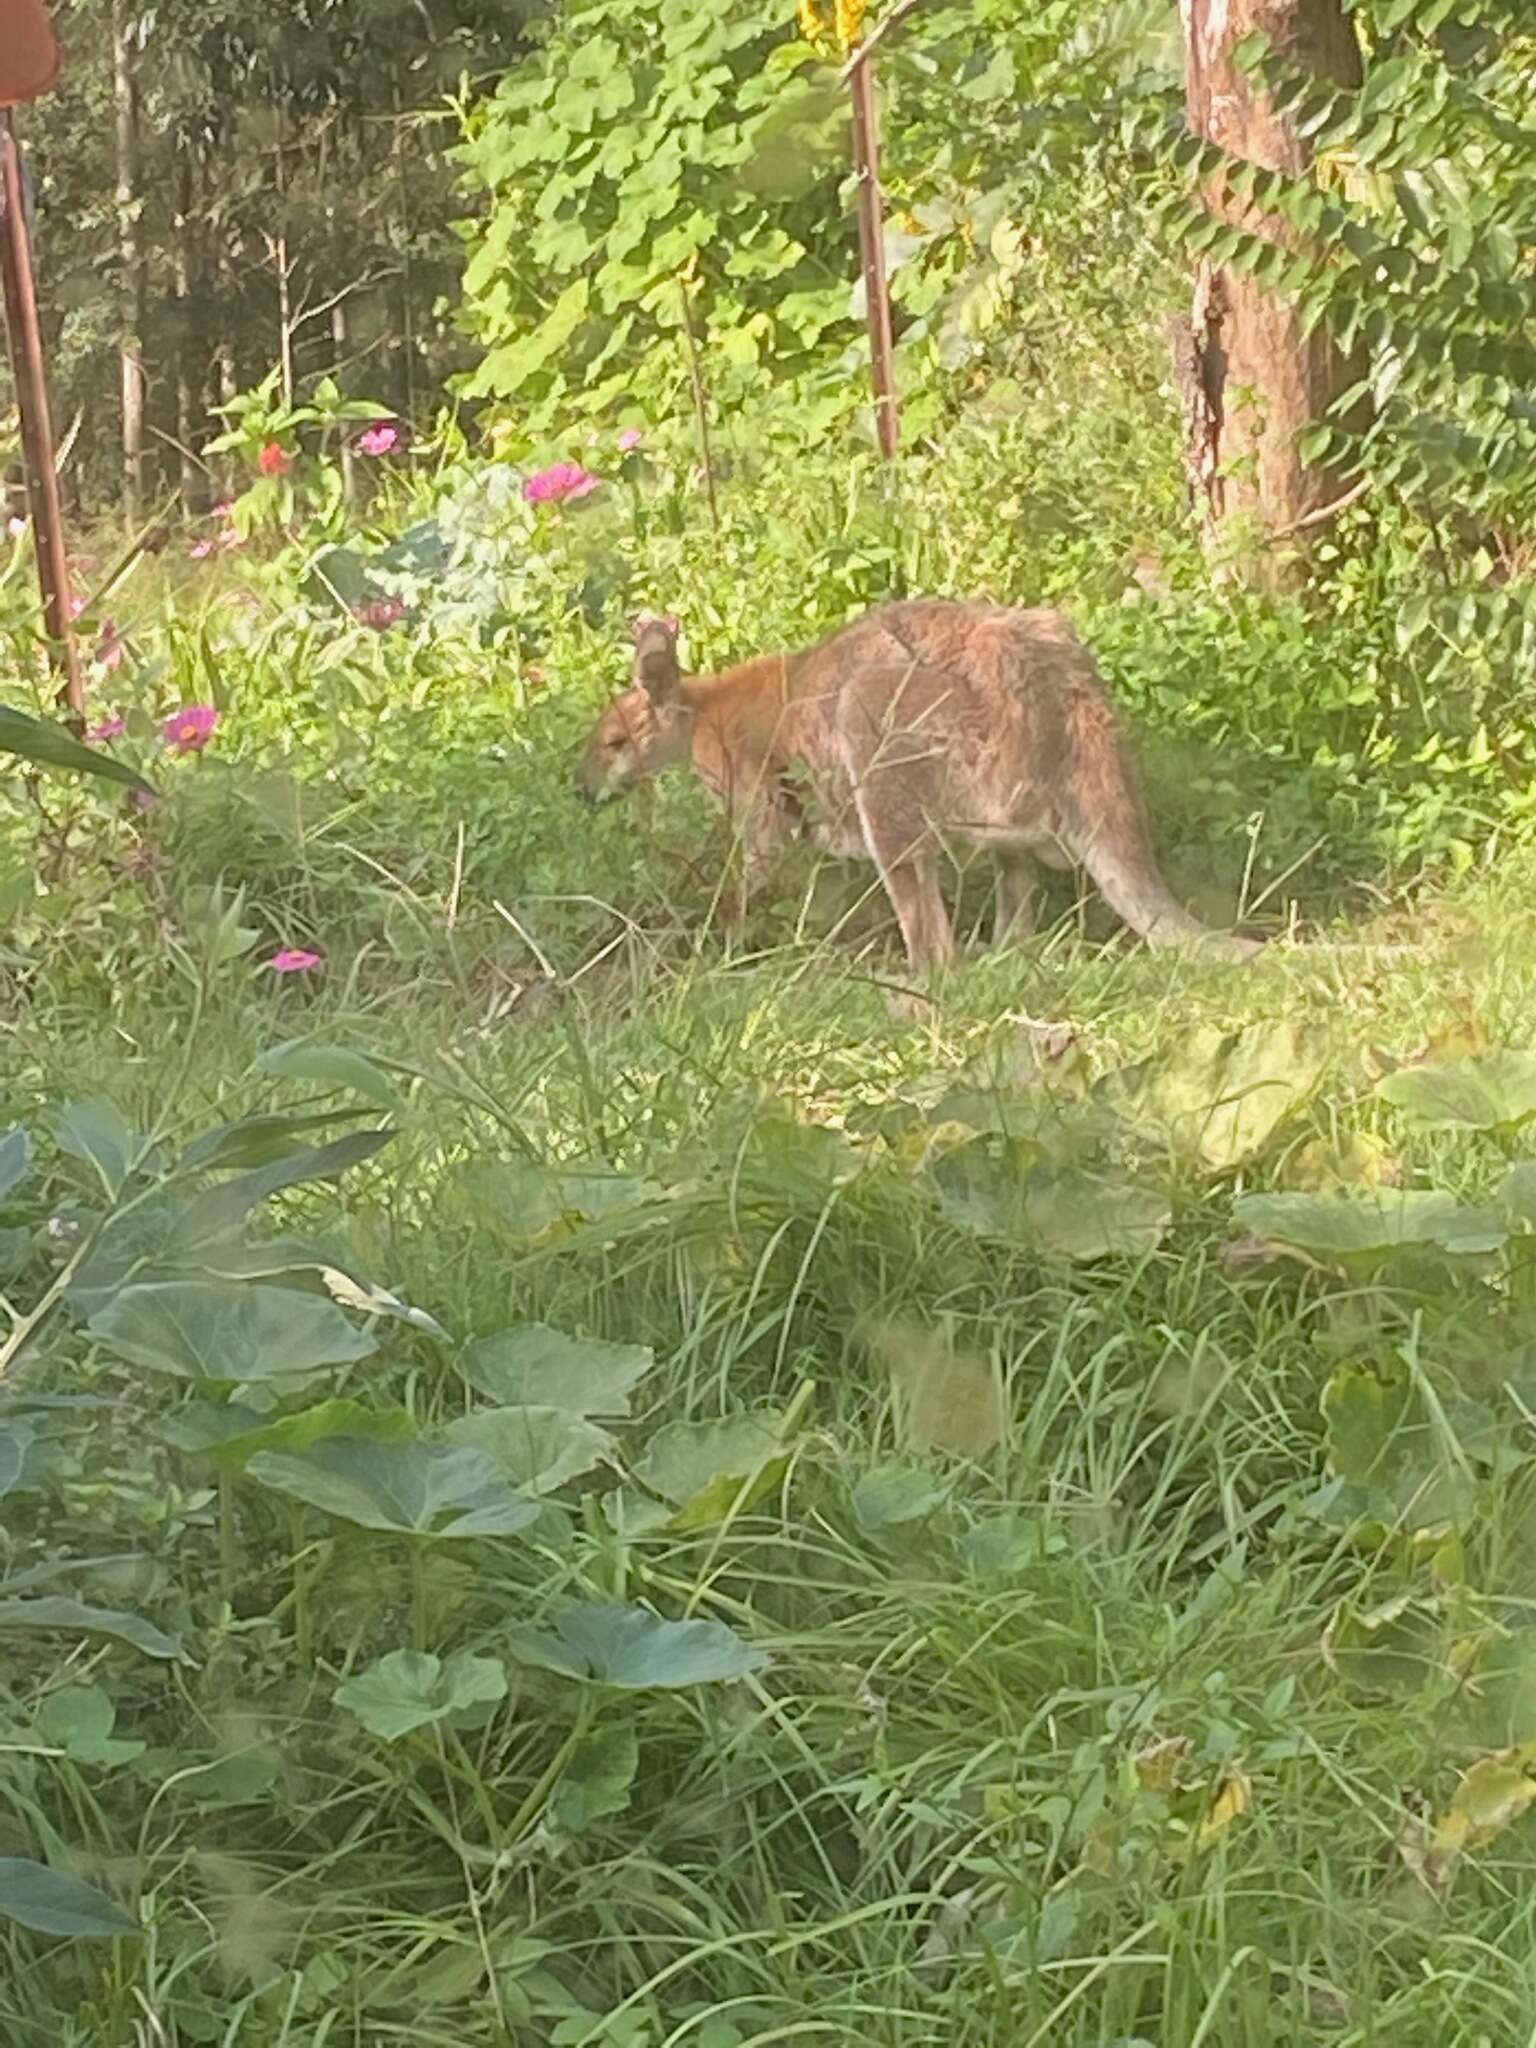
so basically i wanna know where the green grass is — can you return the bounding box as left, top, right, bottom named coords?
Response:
left=7, top=840, right=1536, bottom=2045
left=8, top=415, right=1536, bottom=2044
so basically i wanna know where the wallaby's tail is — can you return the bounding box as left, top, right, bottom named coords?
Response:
left=1058, top=697, right=1259, bottom=960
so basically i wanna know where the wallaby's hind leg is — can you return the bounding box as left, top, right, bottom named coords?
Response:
left=853, top=786, right=954, bottom=972
left=993, top=851, right=1041, bottom=949
left=882, top=855, right=953, bottom=972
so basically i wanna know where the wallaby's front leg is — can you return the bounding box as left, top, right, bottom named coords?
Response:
left=717, top=800, right=786, bottom=932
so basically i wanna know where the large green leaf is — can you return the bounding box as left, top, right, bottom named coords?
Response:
left=1323, top=1593, right=1449, bottom=1698
left=550, top=1724, right=638, bottom=1834
left=0, top=1125, right=30, bottom=1201
left=88, top=1282, right=375, bottom=1382
left=52, top=1100, right=140, bottom=1198
left=1233, top=1190, right=1507, bottom=1269
left=1105, top=1019, right=1328, bottom=1169
left=444, top=1406, right=615, bottom=1495
left=459, top=1161, right=657, bottom=1243
left=333, top=1648, right=507, bottom=1741
left=506, top=1602, right=766, bottom=1688
left=1024, top=1168, right=1171, bottom=1262
left=176, top=1129, right=395, bottom=1247
left=0, top=1596, right=185, bottom=1662
left=0, top=1858, right=139, bottom=1937
left=852, top=1465, right=951, bottom=1531
left=930, top=1143, right=1168, bottom=1260
left=36, top=1684, right=145, bottom=1766
left=1378, top=1052, right=1536, bottom=1133
left=0, top=702, right=153, bottom=794
left=459, top=1324, right=654, bottom=1415
left=246, top=1436, right=540, bottom=1538
left=177, top=1108, right=373, bottom=1174
left=1322, top=1362, right=1476, bottom=1531
left=633, top=1413, right=788, bottom=1529
left=160, top=1398, right=415, bottom=1471
left=256, top=1040, right=399, bottom=1109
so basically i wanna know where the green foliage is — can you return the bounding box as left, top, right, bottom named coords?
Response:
left=0, top=706, right=153, bottom=796
left=453, top=0, right=864, bottom=439
left=0, top=1861, right=138, bottom=1939
left=506, top=1602, right=767, bottom=1688
left=334, top=1647, right=508, bottom=1739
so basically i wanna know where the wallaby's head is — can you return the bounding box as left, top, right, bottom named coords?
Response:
left=575, top=614, right=691, bottom=804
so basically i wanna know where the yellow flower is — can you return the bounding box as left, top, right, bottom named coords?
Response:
left=797, top=0, right=830, bottom=46
left=834, top=0, right=868, bottom=50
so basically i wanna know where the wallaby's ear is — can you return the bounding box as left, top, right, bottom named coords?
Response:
left=632, top=612, right=681, bottom=702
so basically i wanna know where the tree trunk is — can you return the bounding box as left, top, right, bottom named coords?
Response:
left=111, top=0, right=145, bottom=525
left=332, top=293, right=355, bottom=504
left=273, top=114, right=295, bottom=406
left=1177, top=0, right=1363, bottom=573
left=172, top=137, right=204, bottom=512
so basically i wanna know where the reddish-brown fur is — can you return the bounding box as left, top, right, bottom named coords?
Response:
left=575, top=601, right=1257, bottom=971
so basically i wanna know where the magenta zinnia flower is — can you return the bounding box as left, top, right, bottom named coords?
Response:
left=355, top=422, right=399, bottom=456
left=268, top=948, right=321, bottom=974
left=86, top=715, right=127, bottom=743
left=523, top=460, right=600, bottom=506
left=162, top=704, right=218, bottom=754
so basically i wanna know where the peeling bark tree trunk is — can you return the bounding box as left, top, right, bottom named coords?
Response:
left=1177, top=0, right=1363, bottom=573
left=111, top=0, right=145, bottom=525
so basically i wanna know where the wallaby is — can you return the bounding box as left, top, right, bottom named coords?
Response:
left=574, top=600, right=1259, bottom=972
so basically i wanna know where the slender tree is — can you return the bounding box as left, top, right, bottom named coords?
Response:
left=1176, top=0, right=1363, bottom=569
left=111, top=0, right=145, bottom=522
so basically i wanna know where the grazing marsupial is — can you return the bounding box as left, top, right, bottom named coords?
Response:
left=575, top=601, right=1260, bottom=973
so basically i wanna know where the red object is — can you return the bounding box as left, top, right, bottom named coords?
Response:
left=0, top=2, right=80, bottom=719
left=0, top=0, right=61, bottom=109
left=258, top=441, right=292, bottom=477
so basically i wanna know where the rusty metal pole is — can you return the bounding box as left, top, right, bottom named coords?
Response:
left=0, top=109, right=82, bottom=720
left=848, top=51, right=899, bottom=461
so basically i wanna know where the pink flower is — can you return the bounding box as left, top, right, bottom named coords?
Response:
left=353, top=595, right=406, bottom=631
left=6, top=515, right=25, bottom=540
left=210, top=500, right=234, bottom=521
left=69, top=594, right=87, bottom=618
left=258, top=443, right=292, bottom=478
left=617, top=427, right=643, bottom=453
left=86, top=715, right=127, bottom=743
left=355, top=422, right=399, bottom=456
left=162, top=703, right=218, bottom=754
left=268, top=948, right=321, bottom=974
left=217, top=528, right=242, bottom=552
left=189, top=537, right=215, bottom=560
left=522, top=460, right=600, bottom=506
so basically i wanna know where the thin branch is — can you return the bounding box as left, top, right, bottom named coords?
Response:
left=288, top=269, right=399, bottom=336
left=1268, top=473, right=1371, bottom=542
left=840, top=0, right=930, bottom=81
